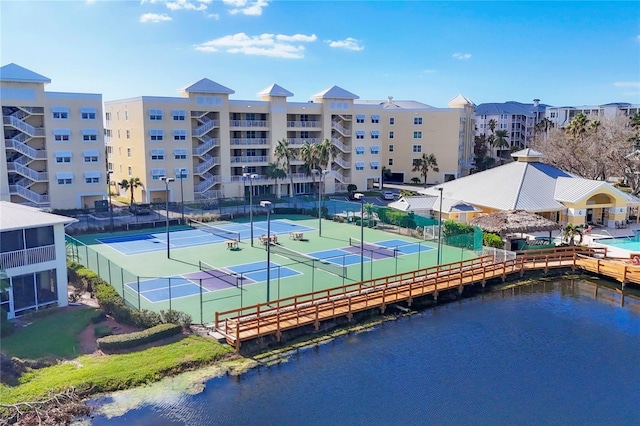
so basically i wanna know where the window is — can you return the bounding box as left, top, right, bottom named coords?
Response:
left=84, top=171, right=100, bottom=184
left=412, top=158, right=420, bottom=167
left=173, top=129, right=187, bottom=141
left=355, top=161, right=365, bottom=171
left=174, top=148, right=188, bottom=160
left=355, top=130, right=365, bottom=140
left=370, top=145, right=380, bottom=154
left=127, top=148, right=131, bottom=158
left=500, top=114, right=508, bottom=119
left=370, top=161, right=380, bottom=170
left=355, top=146, right=365, bottom=155
left=52, top=107, right=69, bottom=119
left=126, top=129, right=130, bottom=139
left=412, top=145, right=422, bottom=153
left=127, top=166, right=132, bottom=176
left=356, top=114, right=365, bottom=124
left=151, top=149, right=165, bottom=160
left=150, top=129, right=164, bottom=141
left=413, top=131, right=422, bottom=139
left=81, top=107, right=97, bottom=120
left=388, top=158, right=394, bottom=166
left=499, top=123, right=507, bottom=129
left=54, top=151, right=72, bottom=163
left=371, top=130, right=380, bottom=140
left=371, top=114, right=380, bottom=124
left=389, top=117, right=395, bottom=125
left=299, top=131, right=309, bottom=139
left=56, top=172, right=73, bottom=185
left=172, top=109, right=186, bottom=121
left=83, top=150, right=100, bottom=163
left=53, top=129, right=71, bottom=142
left=388, top=144, right=394, bottom=152
left=151, top=169, right=166, bottom=181
left=414, top=116, right=423, bottom=125
left=124, top=110, right=129, bottom=121
left=149, top=109, right=163, bottom=120
left=389, top=131, right=394, bottom=139
left=105, top=112, right=111, bottom=121
left=82, top=129, right=98, bottom=142
left=550, top=112, right=556, bottom=118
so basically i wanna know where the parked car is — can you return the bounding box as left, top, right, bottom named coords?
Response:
left=381, top=191, right=395, bottom=200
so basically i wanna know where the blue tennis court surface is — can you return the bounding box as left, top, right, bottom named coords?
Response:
left=126, top=277, right=208, bottom=303
left=226, top=260, right=301, bottom=282
left=309, top=249, right=363, bottom=266
left=376, top=239, right=435, bottom=254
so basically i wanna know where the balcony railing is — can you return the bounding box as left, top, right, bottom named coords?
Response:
left=287, top=138, right=318, bottom=146
left=229, top=120, right=268, bottom=128
left=0, top=245, right=56, bottom=269
left=194, top=156, right=220, bottom=174
left=3, top=116, right=45, bottom=137
left=331, top=120, right=351, bottom=136
left=193, top=117, right=219, bottom=137
left=5, top=137, right=47, bottom=159
left=230, top=156, right=268, bottom=164
left=331, top=138, right=351, bottom=153
left=10, top=162, right=48, bottom=181
left=288, top=121, right=320, bottom=128
left=230, top=138, right=269, bottom=146
left=8, top=184, right=50, bottom=204
left=193, top=135, right=220, bottom=156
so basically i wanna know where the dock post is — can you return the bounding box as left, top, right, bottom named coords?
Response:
left=433, top=290, right=438, bottom=302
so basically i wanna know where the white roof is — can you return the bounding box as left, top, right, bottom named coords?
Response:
left=258, top=83, right=293, bottom=97
left=511, top=148, right=544, bottom=159
left=0, top=201, right=76, bottom=232
left=182, top=78, right=234, bottom=94
left=448, top=94, right=475, bottom=107
left=388, top=196, right=437, bottom=212
left=311, top=85, right=359, bottom=100
left=0, top=63, right=51, bottom=84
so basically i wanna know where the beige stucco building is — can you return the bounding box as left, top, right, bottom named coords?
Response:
left=104, top=80, right=475, bottom=205
left=1, top=64, right=105, bottom=210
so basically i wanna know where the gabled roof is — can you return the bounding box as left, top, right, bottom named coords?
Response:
left=475, top=101, right=551, bottom=116
left=182, top=78, right=234, bottom=94
left=0, top=201, right=76, bottom=232
left=311, top=85, right=359, bottom=100
left=553, top=177, right=628, bottom=203
left=511, top=148, right=544, bottom=159
left=448, top=94, right=475, bottom=107
left=258, top=83, right=293, bottom=97
left=389, top=196, right=436, bottom=212
left=0, top=63, right=51, bottom=84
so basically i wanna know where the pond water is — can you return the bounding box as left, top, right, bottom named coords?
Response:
left=87, top=280, right=640, bottom=425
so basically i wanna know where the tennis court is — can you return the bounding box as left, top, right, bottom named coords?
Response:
left=69, top=214, right=480, bottom=323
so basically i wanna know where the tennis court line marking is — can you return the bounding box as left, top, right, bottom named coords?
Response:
left=136, top=283, right=210, bottom=304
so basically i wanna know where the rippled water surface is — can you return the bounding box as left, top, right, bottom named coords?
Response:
left=90, top=281, right=640, bottom=425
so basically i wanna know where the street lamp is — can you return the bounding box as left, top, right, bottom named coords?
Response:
left=106, top=171, right=114, bottom=232
left=314, top=169, right=329, bottom=237
left=354, top=192, right=365, bottom=282
left=437, top=187, right=444, bottom=265
left=244, top=172, right=259, bottom=246
left=160, top=176, right=175, bottom=258
left=177, top=168, right=186, bottom=224
left=242, top=165, right=247, bottom=215
left=260, top=200, right=273, bottom=302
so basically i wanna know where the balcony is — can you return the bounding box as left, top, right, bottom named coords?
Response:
left=0, top=245, right=55, bottom=269
left=229, top=120, right=268, bottom=128
left=230, top=156, right=268, bottom=164
left=230, top=138, right=269, bottom=146
left=287, top=121, right=320, bottom=128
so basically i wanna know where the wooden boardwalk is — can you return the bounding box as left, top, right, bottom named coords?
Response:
left=214, top=246, right=639, bottom=350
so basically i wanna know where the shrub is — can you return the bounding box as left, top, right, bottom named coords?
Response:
left=91, top=310, right=107, bottom=324
left=0, top=307, right=15, bottom=337
left=96, top=323, right=182, bottom=351
left=94, top=324, right=112, bottom=338
left=160, top=310, right=192, bottom=330
left=483, top=232, right=504, bottom=249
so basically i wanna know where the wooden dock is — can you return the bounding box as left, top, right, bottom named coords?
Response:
left=214, top=246, right=639, bottom=350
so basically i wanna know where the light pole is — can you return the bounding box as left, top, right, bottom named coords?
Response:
left=177, top=168, right=186, bottom=224
left=160, top=176, right=175, bottom=258
left=354, top=192, right=365, bottom=282
left=260, top=200, right=273, bottom=302
left=242, top=165, right=247, bottom=215
left=107, top=171, right=114, bottom=232
left=315, top=169, right=329, bottom=237
left=244, top=172, right=259, bottom=246
left=437, top=187, right=443, bottom=265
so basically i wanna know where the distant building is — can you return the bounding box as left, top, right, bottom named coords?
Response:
left=545, top=103, right=640, bottom=128
left=104, top=82, right=475, bottom=204
left=1, top=64, right=106, bottom=209
left=474, top=99, right=549, bottom=156
left=0, top=201, right=76, bottom=319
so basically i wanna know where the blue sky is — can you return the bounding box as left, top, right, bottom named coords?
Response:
left=2, top=1, right=639, bottom=107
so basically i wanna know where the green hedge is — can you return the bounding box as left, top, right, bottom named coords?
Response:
left=97, top=323, right=182, bottom=351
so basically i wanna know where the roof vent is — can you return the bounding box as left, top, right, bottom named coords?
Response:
left=388, top=96, right=394, bottom=104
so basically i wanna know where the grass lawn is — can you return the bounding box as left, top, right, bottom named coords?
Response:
left=0, top=335, right=233, bottom=404
left=1, top=307, right=98, bottom=360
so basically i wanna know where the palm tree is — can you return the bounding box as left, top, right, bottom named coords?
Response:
left=487, top=119, right=497, bottom=160
left=364, top=203, right=375, bottom=227
left=299, top=140, right=320, bottom=194
left=566, top=113, right=589, bottom=141
left=381, top=166, right=393, bottom=189
left=494, top=129, right=509, bottom=159
left=265, top=162, right=286, bottom=198
left=274, top=139, right=296, bottom=199
left=119, top=177, right=143, bottom=205
left=630, top=113, right=640, bottom=148
left=562, top=223, right=583, bottom=246
left=412, top=153, right=439, bottom=187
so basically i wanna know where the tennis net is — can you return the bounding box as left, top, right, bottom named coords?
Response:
left=199, top=260, right=241, bottom=287
left=270, top=244, right=347, bottom=277
left=189, top=218, right=241, bottom=242
left=349, top=238, right=398, bottom=258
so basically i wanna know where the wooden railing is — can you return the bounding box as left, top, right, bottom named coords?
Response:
left=214, top=246, right=630, bottom=350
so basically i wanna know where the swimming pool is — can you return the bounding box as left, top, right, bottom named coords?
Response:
left=595, top=231, right=640, bottom=252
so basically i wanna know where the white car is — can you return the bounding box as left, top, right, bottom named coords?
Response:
left=382, top=191, right=395, bottom=200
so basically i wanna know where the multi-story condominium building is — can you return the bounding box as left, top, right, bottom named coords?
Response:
left=0, top=201, right=75, bottom=319
left=104, top=80, right=475, bottom=204
left=0, top=64, right=106, bottom=210
left=474, top=99, right=548, bottom=155
left=545, top=102, right=640, bottom=128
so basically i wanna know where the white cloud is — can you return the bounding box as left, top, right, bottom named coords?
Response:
left=206, top=13, right=220, bottom=20
left=223, top=0, right=269, bottom=16
left=140, top=13, right=173, bottom=23
left=452, top=53, right=471, bottom=60
left=167, top=0, right=208, bottom=11
left=326, top=37, right=364, bottom=51
left=613, top=81, right=640, bottom=88
left=195, top=32, right=315, bottom=59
